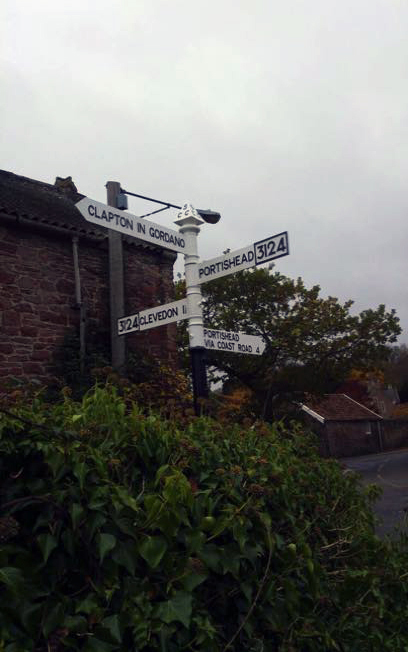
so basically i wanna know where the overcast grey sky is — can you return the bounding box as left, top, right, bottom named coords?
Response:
left=2, top=0, right=407, bottom=340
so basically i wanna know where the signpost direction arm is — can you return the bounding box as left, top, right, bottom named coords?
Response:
left=175, top=205, right=208, bottom=415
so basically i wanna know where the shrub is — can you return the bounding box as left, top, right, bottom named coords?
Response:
left=0, top=386, right=408, bottom=651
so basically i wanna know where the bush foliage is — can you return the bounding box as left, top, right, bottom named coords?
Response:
left=0, top=386, right=408, bottom=651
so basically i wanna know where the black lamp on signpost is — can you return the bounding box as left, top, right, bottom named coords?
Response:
left=121, top=189, right=220, bottom=224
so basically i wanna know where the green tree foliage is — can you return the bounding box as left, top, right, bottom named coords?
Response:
left=177, top=269, right=401, bottom=418
left=1, top=386, right=408, bottom=650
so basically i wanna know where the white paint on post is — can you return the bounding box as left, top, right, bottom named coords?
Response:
left=203, top=328, right=266, bottom=356
left=174, top=203, right=205, bottom=349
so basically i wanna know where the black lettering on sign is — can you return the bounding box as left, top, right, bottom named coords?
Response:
left=254, top=231, right=289, bottom=265
left=117, top=314, right=139, bottom=336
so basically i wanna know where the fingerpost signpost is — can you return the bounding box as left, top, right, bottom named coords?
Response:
left=76, top=195, right=289, bottom=415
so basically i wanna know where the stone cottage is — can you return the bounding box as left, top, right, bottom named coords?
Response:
left=301, top=394, right=383, bottom=458
left=0, top=169, right=177, bottom=387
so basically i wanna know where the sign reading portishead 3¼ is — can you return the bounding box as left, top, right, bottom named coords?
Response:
left=118, top=298, right=188, bottom=335
left=76, top=197, right=187, bottom=254
left=203, top=328, right=266, bottom=356
left=195, top=231, right=289, bottom=284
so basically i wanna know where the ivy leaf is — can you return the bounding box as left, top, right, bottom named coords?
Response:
left=139, top=536, right=167, bottom=569
left=182, top=572, right=208, bottom=592
left=46, top=451, right=65, bottom=477
left=71, top=503, right=85, bottom=530
left=98, top=533, right=116, bottom=563
left=76, top=595, right=99, bottom=615
left=87, top=512, right=107, bottom=539
left=112, top=540, right=137, bottom=575
left=37, top=533, right=58, bottom=563
left=63, top=614, right=88, bottom=633
left=73, top=461, right=87, bottom=491
left=82, top=638, right=117, bottom=652
left=0, top=566, right=24, bottom=591
left=43, top=602, right=65, bottom=638
left=101, top=614, right=122, bottom=643
left=144, top=494, right=162, bottom=522
left=21, top=602, right=43, bottom=636
left=155, top=591, right=192, bottom=628
left=199, top=544, right=222, bottom=572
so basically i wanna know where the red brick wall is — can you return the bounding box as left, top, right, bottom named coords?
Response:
left=0, top=221, right=177, bottom=387
left=123, top=245, right=178, bottom=362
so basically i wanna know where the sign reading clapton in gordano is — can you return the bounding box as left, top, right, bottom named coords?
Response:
left=203, top=328, right=266, bottom=356
left=76, top=197, right=187, bottom=254
left=194, top=231, right=289, bottom=284
left=118, top=299, right=187, bottom=335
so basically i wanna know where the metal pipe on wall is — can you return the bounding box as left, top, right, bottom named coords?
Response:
left=72, top=236, right=86, bottom=377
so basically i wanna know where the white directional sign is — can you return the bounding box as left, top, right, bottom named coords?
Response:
left=76, top=197, right=187, bottom=254
left=118, top=299, right=188, bottom=335
left=195, top=231, right=289, bottom=284
left=203, top=328, right=266, bottom=356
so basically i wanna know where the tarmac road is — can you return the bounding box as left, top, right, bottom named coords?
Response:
left=342, top=448, right=408, bottom=538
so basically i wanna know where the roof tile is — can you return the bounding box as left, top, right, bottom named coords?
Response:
left=303, top=394, right=382, bottom=421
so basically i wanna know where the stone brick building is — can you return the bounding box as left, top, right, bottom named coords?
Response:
left=302, top=394, right=408, bottom=458
left=0, top=170, right=177, bottom=387
left=301, top=394, right=383, bottom=458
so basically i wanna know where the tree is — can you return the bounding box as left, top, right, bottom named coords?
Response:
left=176, top=269, right=401, bottom=419
left=384, top=344, right=408, bottom=402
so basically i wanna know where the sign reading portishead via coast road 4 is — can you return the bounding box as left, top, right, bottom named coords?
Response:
left=76, top=197, right=187, bottom=254
left=118, top=299, right=188, bottom=335
left=203, top=328, right=266, bottom=356
left=195, top=231, right=289, bottom=284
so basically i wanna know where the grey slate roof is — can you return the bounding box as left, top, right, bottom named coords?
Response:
left=0, top=169, right=105, bottom=237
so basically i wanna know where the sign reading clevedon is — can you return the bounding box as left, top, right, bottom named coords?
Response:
left=76, top=197, right=187, bottom=254
left=118, top=299, right=188, bottom=335
left=203, top=328, right=266, bottom=356
left=195, top=231, right=289, bottom=284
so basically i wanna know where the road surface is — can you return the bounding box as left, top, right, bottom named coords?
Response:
left=342, top=448, right=408, bottom=538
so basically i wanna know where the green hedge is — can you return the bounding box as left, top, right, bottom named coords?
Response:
left=0, top=386, right=407, bottom=651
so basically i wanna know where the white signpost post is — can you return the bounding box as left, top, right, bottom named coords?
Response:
left=75, top=195, right=289, bottom=415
